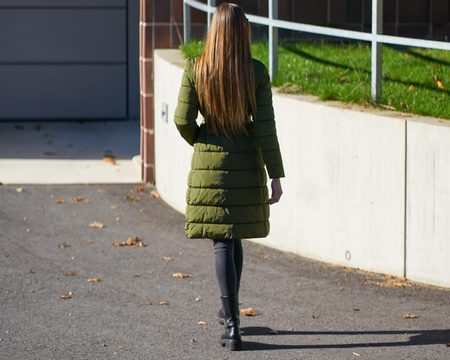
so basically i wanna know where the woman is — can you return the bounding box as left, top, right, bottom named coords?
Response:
left=174, top=2, right=285, bottom=351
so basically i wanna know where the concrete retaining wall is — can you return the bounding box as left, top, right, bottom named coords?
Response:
left=154, top=49, right=450, bottom=288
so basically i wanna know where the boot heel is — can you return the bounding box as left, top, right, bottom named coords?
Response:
left=220, top=338, right=242, bottom=351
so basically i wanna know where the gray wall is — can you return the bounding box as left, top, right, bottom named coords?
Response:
left=0, top=0, right=139, bottom=120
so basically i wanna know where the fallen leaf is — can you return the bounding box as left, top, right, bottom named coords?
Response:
left=16, top=187, right=24, bottom=193
left=379, top=275, right=413, bottom=288
left=58, top=241, right=70, bottom=249
left=150, top=191, right=160, bottom=199
left=83, top=239, right=93, bottom=244
left=113, top=236, right=145, bottom=247
left=403, top=313, right=418, bottom=319
left=161, top=256, right=173, bottom=262
left=197, top=321, right=207, bottom=326
left=138, top=299, right=153, bottom=305
left=173, top=272, right=192, bottom=279
left=407, top=85, right=415, bottom=91
left=60, top=292, right=73, bottom=300
left=89, top=221, right=105, bottom=228
left=352, top=352, right=361, bottom=357
left=434, top=75, right=445, bottom=90
left=110, top=204, right=119, bottom=209
left=64, top=271, right=76, bottom=276
left=160, top=301, right=169, bottom=305
left=125, top=194, right=140, bottom=202
left=240, top=308, right=261, bottom=316
left=87, top=277, right=102, bottom=283
left=103, top=154, right=116, bottom=164
left=55, top=199, right=65, bottom=204
left=446, top=342, right=450, bottom=347
left=73, top=196, right=89, bottom=203
left=135, top=186, right=145, bottom=192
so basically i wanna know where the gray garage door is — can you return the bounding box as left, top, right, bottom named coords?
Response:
left=0, top=0, right=132, bottom=120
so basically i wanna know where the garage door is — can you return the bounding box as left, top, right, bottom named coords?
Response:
left=0, top=0, right=128, bottom=119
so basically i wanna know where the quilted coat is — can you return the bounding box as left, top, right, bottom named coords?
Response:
left=174, top=56, right=285, bottom=240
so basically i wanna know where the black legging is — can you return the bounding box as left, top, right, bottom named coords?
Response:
left=213, top=239, right=243, bottom=297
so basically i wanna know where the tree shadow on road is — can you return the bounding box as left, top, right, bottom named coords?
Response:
left=239, top=326, right=450, bottom=351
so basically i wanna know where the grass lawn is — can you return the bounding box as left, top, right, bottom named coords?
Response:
left=181, top=41, right=450, bottom=120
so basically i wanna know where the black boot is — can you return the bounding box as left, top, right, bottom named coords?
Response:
left=218, top=292, right=240, bottom=327
left=219, top=295, right=242, bottom=351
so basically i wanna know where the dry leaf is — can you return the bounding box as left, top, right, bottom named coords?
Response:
left=103, top=154, right=116, bottom=164
left=135, top=186, right=145, bottom=192
left=60, top=292, right=73, bottom=300
left=113, top=236, right=145, bottom=247
left=138, top=299, right=153, bottom=305
left=197, top=321, right=207, bottom=326
left=55, top=199, right=65, bottom=204
left=403, top=313, right=418, bottom=319
left=240, top=308, right=261, bottom=316
left=379, top=275, right=413, bottom=288
left=352, top=352, right=361, bottom=357
left=125, top=194, right=140, bottom=202
left=87, top=277, right=102, bottom=283
left=172, top=272, right=192, bottom=279
left=89, top=221, right=105, bottom=228
left=407, top=85, right=415, bottom=91
left=64, top=271, right=76, bottom=276
left=83, top=239, right=93, bottom=244
left=434, top=75, right=445, bottom=90
left=73, top=196, right=89, bottom=203
left=161, top=256, right=173, bottom=262
left=16, top=187, right=24, bottom=193
left=150, top=190, right=160, bottom=198
left=446, top=342, right=450, bottom=347
left=58, top=241, right=70, bottom=249
left=159, top=301, right=169, bottom=305
left=110, top=204, right=119, bottom=209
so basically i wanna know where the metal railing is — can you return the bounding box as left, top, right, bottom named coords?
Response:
left=183, top=0, right=450, bottom=102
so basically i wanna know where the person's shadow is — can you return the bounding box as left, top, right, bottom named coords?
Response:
left=239, top=326, right=450, bottom=351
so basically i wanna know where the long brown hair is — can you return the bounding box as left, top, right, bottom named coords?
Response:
left=194, top=2, right=256, bottom=139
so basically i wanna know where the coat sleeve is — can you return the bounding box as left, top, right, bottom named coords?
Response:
left=253, top=64, right=285, bottom=179
left=174, top=58, right=200, bottom=146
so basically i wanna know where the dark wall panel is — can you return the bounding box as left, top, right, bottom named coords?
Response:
left=0, top=0, right=125, bottom=7
left=0, top=9, right=126, bottom=62
left=0, top=65, right=126, bottom=119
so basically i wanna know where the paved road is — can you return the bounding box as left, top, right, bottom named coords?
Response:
left=1, top=184, right=449, bottom=360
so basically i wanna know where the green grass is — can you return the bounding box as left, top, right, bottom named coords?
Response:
left=181, top=41, right=450, bottom=120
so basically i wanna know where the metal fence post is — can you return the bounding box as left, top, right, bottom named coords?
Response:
left=371, top=0, right=383, bottom=102
left=207, top=0, right=216, bottom=31
left=183, top=0, right=191, bottom=44
left=269, top=0, right=279, bottom=79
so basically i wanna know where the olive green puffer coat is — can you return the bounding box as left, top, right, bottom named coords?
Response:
left=174, top=56, right=285, bottom=240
